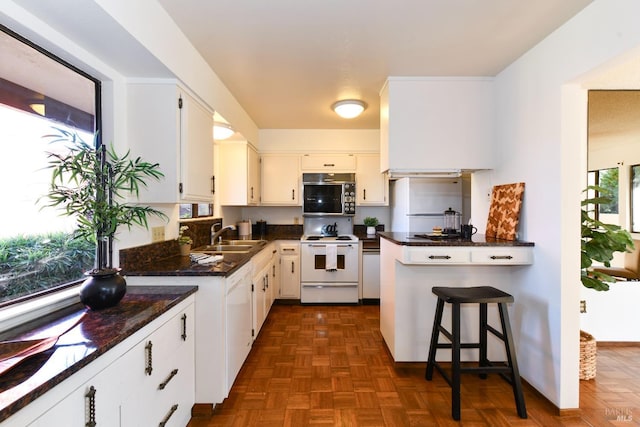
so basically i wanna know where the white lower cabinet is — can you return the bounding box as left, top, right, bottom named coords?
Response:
left=278, top=242, right=300, bottom=299
left=362, top=251, right=381, bottom=299
left=25, top=296, right=195, bottom=427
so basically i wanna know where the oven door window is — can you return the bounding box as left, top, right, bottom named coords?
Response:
left=304, top=184, right=342, bottom=214
left=313, top=254, right=345, bottom=270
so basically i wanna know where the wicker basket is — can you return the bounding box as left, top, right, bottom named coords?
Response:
left=579, top=330, right=597, bottom=380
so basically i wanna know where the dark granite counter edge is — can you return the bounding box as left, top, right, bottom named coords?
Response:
left=0, top=285, right=197, bottom=423
left=378, top=231, right=535, bottom=247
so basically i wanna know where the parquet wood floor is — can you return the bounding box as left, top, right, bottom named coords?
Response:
left=188, top=304, right=640, bottom=426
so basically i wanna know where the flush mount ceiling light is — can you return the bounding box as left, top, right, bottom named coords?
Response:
left=332, top=99, right=366, bottom=119
left=213, top=122, right=234, bottom=140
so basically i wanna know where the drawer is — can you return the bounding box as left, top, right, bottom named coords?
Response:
left=403, top=247, right=470, bottom=264
left=470, top=247, right=533, bottom=265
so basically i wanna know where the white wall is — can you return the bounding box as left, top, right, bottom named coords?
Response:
left=471, top=0, right=640, bottom=409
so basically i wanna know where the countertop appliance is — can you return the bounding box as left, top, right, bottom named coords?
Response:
left=303, top=173, right=356, bottom=216
left=300, top=216, right=359, bottom=303
left=391, top=177, right=464, bottom=232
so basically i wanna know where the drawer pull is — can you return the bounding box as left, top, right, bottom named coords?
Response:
left=181, top=313, right=188, bottom=341
left=158, top=404, right=178, bottom=427
left=428, top=255, right=451, bottom=260
left=323, top=163, right=335, bottom=167
left=158, top=369, right=179, bottom=390
left=85, top=386, right=96, bottom=427
left=145, top=341, right=153, bottom=375
left=292, top=189, right=295, bottom=200
left=490, top=255, right=513, bottom=260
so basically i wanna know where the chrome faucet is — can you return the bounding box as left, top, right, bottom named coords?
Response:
left=211, top=224, right=236, bottom=244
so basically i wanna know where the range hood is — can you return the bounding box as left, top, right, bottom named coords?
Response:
left=386, top=169, right=462, bottom=179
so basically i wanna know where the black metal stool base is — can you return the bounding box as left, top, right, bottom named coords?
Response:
left=425, top=286, right=527, bottom=420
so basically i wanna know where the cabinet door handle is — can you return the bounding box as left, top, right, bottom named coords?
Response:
left=363, top=189, right=366, bottom=200
left=85, top=386, right=96, bottom=427
left=211, top=176, right=215, bottom=194
left=251, top=187, right=254, bottom=199
left=158, top=404, right=179, bottom=427
left=262, top=276, right=266, bottom=291
left=272, top=265, right=276, bottom=277
left=265, top=274, right=269, bottom=289
left=292, top=189, right=295, bottom=200
left=145, top=341, right=153, bottom=375
left=490, top=255, right=513, bottom=260
left=158, top=369, right=179, bottom=390
left=181, top=313, right=187, bottom=341
left=428, top=255, right=451, bottom=260
left=291, top=261, right=295, bottom=274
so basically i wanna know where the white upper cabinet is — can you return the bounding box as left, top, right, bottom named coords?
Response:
left=127, top=82, right=214, bottom=203
left=218, top=141, right=260, bottom=205
left=300, top=153, right=356, bottom=171
left=261, top=154, right=300, bottom=205
left=356, top=153, right=388, bottom=206
left=380, top=77, right=494, bottom=173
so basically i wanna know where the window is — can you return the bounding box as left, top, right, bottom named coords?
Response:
left=0, top=25, right=100, bottom=306
left=632, top=164, right=640, bottom=233
left=587, top=167, right=619, bottom=222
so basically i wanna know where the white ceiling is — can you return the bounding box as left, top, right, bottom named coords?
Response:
left=158, top=0, right=593, bottom=130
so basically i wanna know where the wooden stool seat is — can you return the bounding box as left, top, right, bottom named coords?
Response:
left=425, top=286, right=527, bottom=420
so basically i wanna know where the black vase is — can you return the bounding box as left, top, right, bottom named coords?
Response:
left=79, top=269, right=126, bottom=310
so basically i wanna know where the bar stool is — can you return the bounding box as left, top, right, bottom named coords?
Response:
left=425, top=286, right=527, bottom=420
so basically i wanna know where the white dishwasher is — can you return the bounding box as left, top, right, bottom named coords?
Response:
left=225, top=264, right=252, bottom=393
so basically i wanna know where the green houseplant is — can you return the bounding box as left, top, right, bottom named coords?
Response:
left=42, top=128, right=166, bottom=309
left=364, top=217, right=379, bottom=235
left=581, top=186, right=635, bottom=291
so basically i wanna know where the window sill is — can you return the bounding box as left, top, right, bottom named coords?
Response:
left=0, top=286, right=81, bottom=335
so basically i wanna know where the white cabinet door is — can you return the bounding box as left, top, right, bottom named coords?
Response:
left=252, top=263, right=268, bottom=338
left=362, top=252, right=381, bottom=299
left=279, top=243, right=300, bottom=299
left=356, top=154, right=388, bottom=206
left=261, top=154, right=300, bottom=205
left=218, top=141, right=260, bottom=206
left=180, top=91, right=215, bottom=202
left=300, top=154, right=356, bottom=171
left=120, top=303, right=196, bottom=427
left=127, top=82, right=214, bottom=203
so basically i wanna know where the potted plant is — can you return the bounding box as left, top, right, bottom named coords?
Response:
left=579, top=185, right=634, bottom=379
left=364, top=217, right=379, bottom=235
left=178, top=225, right=193, bottom=256
left=42, top=128, right=166, bottom=310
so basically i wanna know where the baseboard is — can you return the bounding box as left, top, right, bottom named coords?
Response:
left=191, top=403, right=213, bottom=417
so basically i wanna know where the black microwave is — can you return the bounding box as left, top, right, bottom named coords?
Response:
left=302, top=173, right=356, bottom=216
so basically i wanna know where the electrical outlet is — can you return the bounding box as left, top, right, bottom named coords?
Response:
left=580, top=300, right=587, bottom=313
left=151, top=226, right=165, bottom=242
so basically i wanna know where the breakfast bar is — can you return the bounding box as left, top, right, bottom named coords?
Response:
left=378, top=232, right=534, bottom=362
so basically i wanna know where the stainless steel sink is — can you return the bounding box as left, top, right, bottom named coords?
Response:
left=193, top=244, right=253, bottom=254
left=220, top=239, right=266, bottom=246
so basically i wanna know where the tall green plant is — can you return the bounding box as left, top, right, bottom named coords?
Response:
left=581, top=185, right=634, bottom=291
left=41, top=128, right=167, bottom=271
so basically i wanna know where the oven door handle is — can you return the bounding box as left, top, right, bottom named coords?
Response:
left=301, top=284, right=358, bottom=288
left=307, top=244, right=354, bottom=248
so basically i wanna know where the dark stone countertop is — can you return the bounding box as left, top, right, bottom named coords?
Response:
left=0, top=285, right=197, bottom=422
left=378, top=231, right=535, bottom=247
